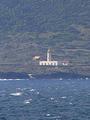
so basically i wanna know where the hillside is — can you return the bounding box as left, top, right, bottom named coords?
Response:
left=0, top=0, right=90, bottom=75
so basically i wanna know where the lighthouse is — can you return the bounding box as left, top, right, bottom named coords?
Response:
left=39, top=49, right=58, bottom=66
left=47, top=49, right=51, bottom=61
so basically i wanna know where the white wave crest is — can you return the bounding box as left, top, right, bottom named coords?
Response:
left=24, top=99, right=32, bottom=104
left=10, top=92, right=22, bottom=96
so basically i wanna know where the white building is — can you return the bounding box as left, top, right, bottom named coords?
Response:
left=39, top=49, right=58, bottom=66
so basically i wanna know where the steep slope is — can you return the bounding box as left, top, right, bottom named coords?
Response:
left=0, top=0, right=90, bottom=75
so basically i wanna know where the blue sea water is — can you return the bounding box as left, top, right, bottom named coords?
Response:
left=0, top=79, right=90, bottom=120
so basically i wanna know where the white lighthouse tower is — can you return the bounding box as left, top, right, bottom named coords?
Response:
left=39, top=49, right=58, bottom=66
left=47, top=49, right=51, bottom=61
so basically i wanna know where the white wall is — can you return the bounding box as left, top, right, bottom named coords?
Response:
left=39, top=61, right=58, bottom=66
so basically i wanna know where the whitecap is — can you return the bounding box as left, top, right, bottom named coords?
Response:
left=24, top=99, right=32, bottom=104
left=46, top=113, right=51, bottom=117
left=24, top=101, right=30, bottom=104
left=69, top=102, right=73, bottom=105
left=0, top=79, right=27, bottom=81
left=61, top=96, right=67, bottom=99
left=59, top=78, right=63, bottom=80
left=30, top=89, right=35, bottom=92
left=85, top=77, right=89, bottom=80
left=37, top=92, right=40, bottom=95
left=0, top=79, right=7, bottom=81
left=10, top=92, right=22, bottom=96
left=50, top=97, right=54, bottom=100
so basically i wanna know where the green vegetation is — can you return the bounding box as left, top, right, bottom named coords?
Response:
left=0, top=0, right=90, bottom=75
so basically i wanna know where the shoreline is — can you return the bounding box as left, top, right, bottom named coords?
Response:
left=29, top=72, right=90, bottom=80
left=0, top=72, right=89, bottom=80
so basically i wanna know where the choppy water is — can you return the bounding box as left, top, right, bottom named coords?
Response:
left=0, top=79, right=90, bottom=120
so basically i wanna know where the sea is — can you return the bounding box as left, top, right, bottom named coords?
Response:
left=0, top=78, right=90, bottom=120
